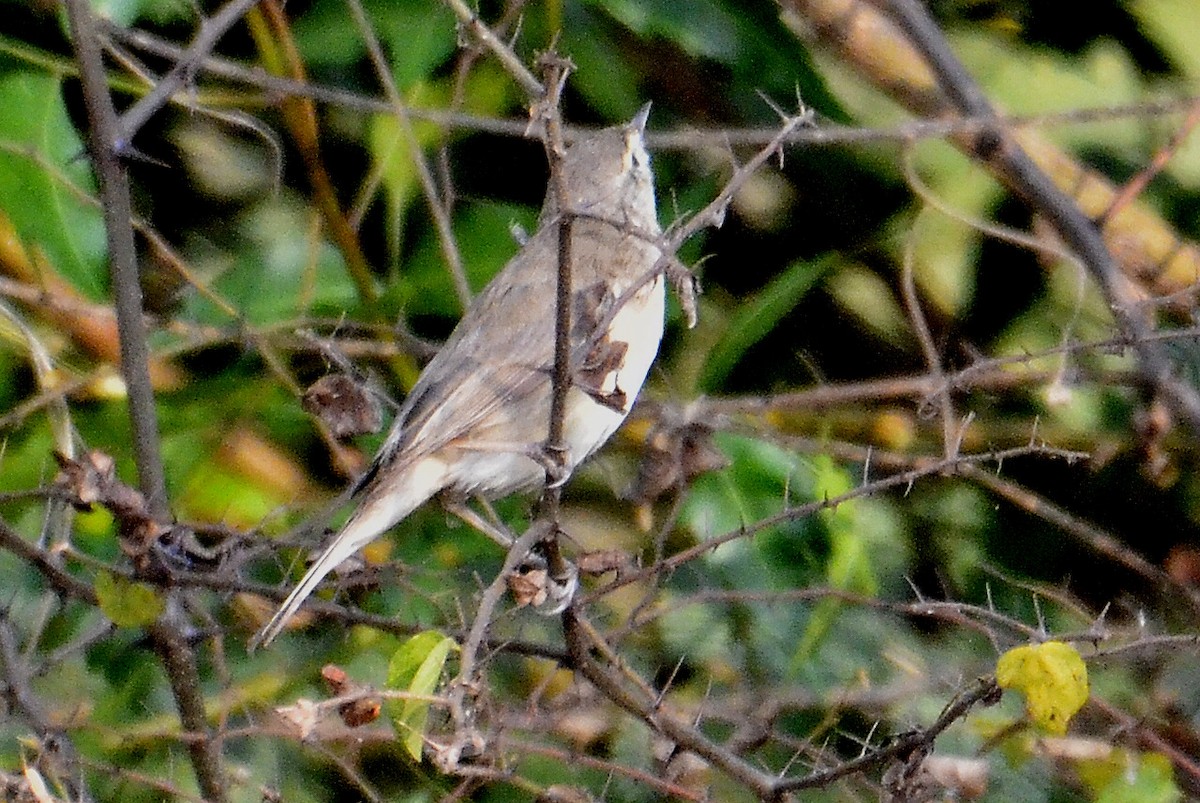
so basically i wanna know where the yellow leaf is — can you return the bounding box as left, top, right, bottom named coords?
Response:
left=996, top=641, right=1089, bottom=735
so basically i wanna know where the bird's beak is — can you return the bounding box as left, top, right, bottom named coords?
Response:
left=629, top=102, right=652, bottom=135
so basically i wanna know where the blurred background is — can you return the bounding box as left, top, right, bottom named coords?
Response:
left=1, top=0, right=1200, bottom=800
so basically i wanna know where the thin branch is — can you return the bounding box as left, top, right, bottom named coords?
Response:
left=962, top=464, right=1200, bottom=617
left=665, top=105, right=812, bottom=250
left=538, top=55, right=574, bottom=505
left=95, top=24, right=1200, bottom=152
left=343, top=0, right=472, bottom=312
left=0, top=614, right=90, bottom=801
left=443, top=520, right=556, bottom=765
left=0, top=520, right=98, bottom=604
left=1088, top=695, right=1200, bottom=789
left=113, top=0, right=264, bottom=149
left=63, top=3, right=225, bottom=798
left=563, top=609, right=780, bottom=799
left=774, top=677, right=1000, bottom=793
left=1102, top=98, right=1200, bottom=223
left=497, top=737, right=709, bottom=801
left=438, top=0, right=544, bottom=99
left=587, top=443, right=1088, bottom=603
left=252, top=0, right=380, bottom=311
left=64, top=0, right=167, bottom=515
left=695, top=317, right=1200, bottom=418
left=883, top=0, right=1200, bottom=440
left=900, top=211, right=956, bottom=457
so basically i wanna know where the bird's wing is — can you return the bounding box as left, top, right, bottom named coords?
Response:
left=356, top=222, right=625, bottom=495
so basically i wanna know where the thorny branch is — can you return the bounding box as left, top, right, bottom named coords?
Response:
left=6, top=1, right=1200, bottom=800
left=882, top=0, right=1200, bottom=439
left=63, top=0, right=226, bottom=799
left=112, top=0, right=264, bottom=150
left=344, top=0, right=472, bottom=311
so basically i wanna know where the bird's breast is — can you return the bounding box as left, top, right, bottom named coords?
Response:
left=563, top=272, right=665, bottom=464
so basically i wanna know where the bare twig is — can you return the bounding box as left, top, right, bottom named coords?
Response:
left=564, top=608, right=780, bottom=798
left=774, top=677, right=1000, bottom=793
left=882, top=0, right=1200, bottom=440
left=344, top=0, right=472, bottom=311
left=64, top=0, right=167, bottom=515
left=97, top=23, right=1200, bottom=153
left=252, top=0, right=380, bottom=311
left=900, top=213, right=956, bottom=457
left=537, top=54, right=575, bottom=508
left=665, top=104, right=813, bottom=250
left=439, top=0, right=544, bottom=99
left=113, top=0, right=264, bottom=149
left=442, top=53, right=575, bottom=770
left=962, top=464, right=1200, bottom=617
left=587, top=443, right=1088, bottom=604
left=63, top=2, right=225, bottom=798
left=1101, top=99, right=1200, bottom=225
left=443, top=520, right=555, bottom=765
left=0, top=614, right=89, bottom=800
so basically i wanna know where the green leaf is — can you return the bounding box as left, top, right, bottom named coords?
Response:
left=701, top=255, right=831, bottom=391
left=400, top=201, right=537, bottom=318
left=791, top=455, right=877, bottom=668
left=184, top=200, right=355, bottom=325
left=94, top=571, right=165, bottom=628
left=368, top=87, right=444, bottom=273
left=87, top=0, right=154, bottom=26
left=825, top=262, right=912, bottom=346
left=904, top=141, right=1001, bottom=317
left=596, top=0, right=741, bottom=62
left=955, top=30, right=1143, bottom=151
left=561, top=14, right=644, bottom=120
left=815, top=456, right=876, bottom=595
left=996, top=641, right=1089, bottom=735
left=369, top=67, right=514, bottom=278
left=1129, top=0, right=1200, bottom=81
left=1078, top=750, right=1182, bottom=803
left=682, top=432, right=812, bottom=543
left=386, top=630, right=458, bottom=761
left=293, top=0, right=454, bottom=85
left=375, top=3, right=456, bottom=92
left=0, top=72, right=106, bottom=298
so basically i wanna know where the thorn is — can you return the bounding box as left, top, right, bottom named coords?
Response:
left=755, top=89, right=788, bottom=123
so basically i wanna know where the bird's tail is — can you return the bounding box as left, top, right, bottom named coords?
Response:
left=249, top=457, right=445, bottom=649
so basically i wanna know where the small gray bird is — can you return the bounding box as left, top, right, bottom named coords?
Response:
left=253, top=108, right=663, bottom=646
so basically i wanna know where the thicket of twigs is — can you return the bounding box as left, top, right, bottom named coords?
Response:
left=2, top=0, right=1200, bottom=800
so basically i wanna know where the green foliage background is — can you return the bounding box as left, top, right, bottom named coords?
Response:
left=0, top=0, right=1198, bottom=800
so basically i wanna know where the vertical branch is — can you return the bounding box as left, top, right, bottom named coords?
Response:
left=538, top=55, right=575, bottom=510
left=900, top=211, right=956, bottom=458
left=145, top=620, right=226, bottom=802
left=442, top=56, right=570, bottom=767
left=64, top=0, right=166, bottom=515
left=63, top=3, right=226, bottom=801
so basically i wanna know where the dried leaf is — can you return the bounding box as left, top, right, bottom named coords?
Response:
left=303, top=374, right=384, bottom=438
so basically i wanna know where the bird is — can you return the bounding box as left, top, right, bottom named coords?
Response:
left=252, top=107, right=664, bottom=647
